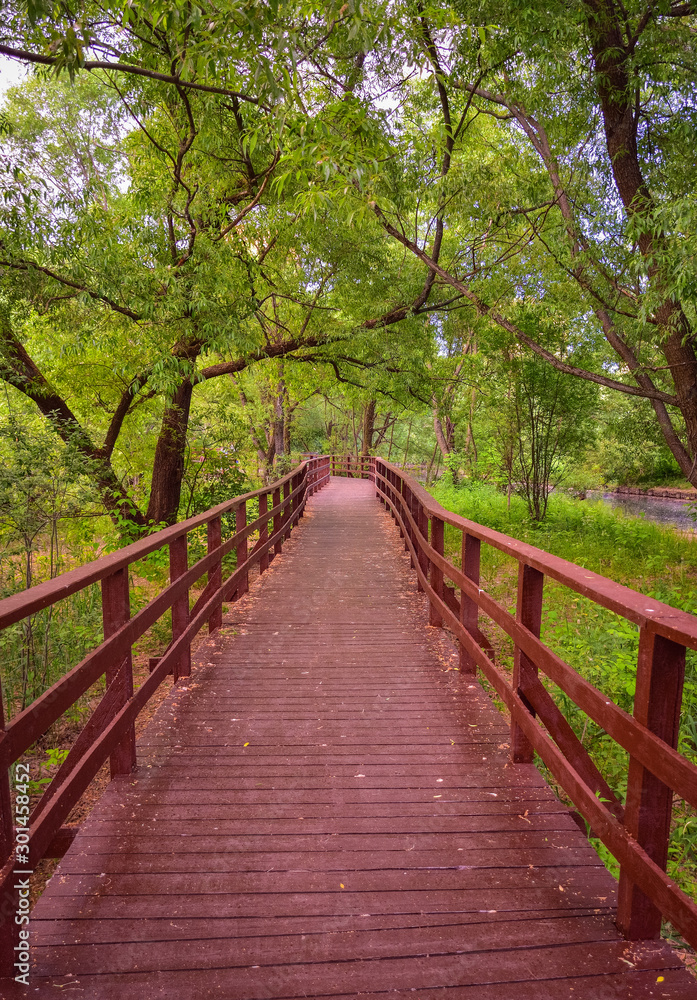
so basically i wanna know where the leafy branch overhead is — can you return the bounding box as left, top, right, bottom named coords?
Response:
left=0, top=0, right=696, bottom=533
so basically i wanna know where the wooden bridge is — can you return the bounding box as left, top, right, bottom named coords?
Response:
left=1, top=457, right=697, bottom=997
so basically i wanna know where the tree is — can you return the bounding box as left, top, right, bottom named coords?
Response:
left=1, top=0, right=466, bottom=531
left=509, top=352, right=598, bottom=522
left=283, top=0, right=697, bottom=486
left=427, top=4, right=695, bottom=480
left=0, top=403, right=97, bottom=706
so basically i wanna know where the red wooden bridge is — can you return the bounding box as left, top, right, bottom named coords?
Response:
left=1, top=457, right=697, bottom=997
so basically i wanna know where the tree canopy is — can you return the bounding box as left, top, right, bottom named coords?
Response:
left=1, top=0, right=696, bottom=532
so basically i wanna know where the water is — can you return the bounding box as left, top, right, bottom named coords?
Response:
left=587, top=491, right=696, bottom=532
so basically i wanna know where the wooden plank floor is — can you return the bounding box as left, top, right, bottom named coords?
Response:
left=19, top=478, right=697, bottom=997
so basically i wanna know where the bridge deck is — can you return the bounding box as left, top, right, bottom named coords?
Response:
left=22, top=478, right=697, bottom=997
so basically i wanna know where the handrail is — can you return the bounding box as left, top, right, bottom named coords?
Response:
left=0, top=456, right=331, bottom=976
left=333, top=456, right=697, bottom=951
left=0, top=464, right=309, bottom=632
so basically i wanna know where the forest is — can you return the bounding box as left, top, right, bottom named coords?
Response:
left=1, top=0, right=697, bottom=930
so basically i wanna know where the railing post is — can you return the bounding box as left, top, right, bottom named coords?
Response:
left=404, top=483, right=414, bottom=563
left=396, top=474, right=405, bottom=539
left=429, top=515, right=444, bottom=628
left=236, top=502, right=248, bottom=596
left=259, top=493, right=269, bottom=574
left=101, top=567, right=137, bottom=771
left=298, top=470, right=306, bottom=518
left=511, top=563, right=544, bottom=764
left=283, top=480, right=292, bottom=541
left=207, top=516, right=223, bottom=633
left=289, top=472, right=297, bottom=525
left=617, top=629, right=686, bottom=940
left=273, top=486, right=282, bottom=556
left=417, top=503, right=428, bottom=592
left=0, top=687, right=16, bottom=979
left=460, top=532, right=481, bottom=675
left=331, top=455, right=336, bottom=477
left=0, top=698, right=12, bottom=869
left=169, top=535, right=191, bottom=682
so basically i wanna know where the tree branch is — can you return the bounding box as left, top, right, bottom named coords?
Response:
left=370, top=202, right=679, bottom=406
left=0, top=44, right=266, bottom=107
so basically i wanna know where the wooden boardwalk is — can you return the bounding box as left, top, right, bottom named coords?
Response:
left=21, top=478, right=697, bottom=997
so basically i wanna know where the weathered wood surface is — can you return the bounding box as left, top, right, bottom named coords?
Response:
left=17, top=479, right=697, bottom=998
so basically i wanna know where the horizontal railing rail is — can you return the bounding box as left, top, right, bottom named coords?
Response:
left=0, top=456, right=330, bottom=975
left=330, top=454, right=372, bottom=479
left=333, top=456, right=697, bottom=950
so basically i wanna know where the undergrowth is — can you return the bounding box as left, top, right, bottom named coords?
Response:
left=429, top=476, right=697, bottom=910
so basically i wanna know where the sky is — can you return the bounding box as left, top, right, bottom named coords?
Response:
left=0, top=56, right=28, bottom=100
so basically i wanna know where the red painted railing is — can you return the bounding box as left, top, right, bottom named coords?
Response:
left=335, top=457, right=697, bottom=949
left=0, top=456, right=330, bottom=974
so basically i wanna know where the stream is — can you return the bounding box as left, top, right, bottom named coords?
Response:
left=587, top=491, right=696, bottom=533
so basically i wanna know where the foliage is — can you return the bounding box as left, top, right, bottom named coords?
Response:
left=0, top=403, right=103, bottom=710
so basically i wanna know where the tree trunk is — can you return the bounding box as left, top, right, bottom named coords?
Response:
left=361, top=399, right=376, bottom=455
left=432, top=399, right=455, bottom=461
left=146, top=379, right=195, bottom=526
left=584, top=0, right=697, bottom=480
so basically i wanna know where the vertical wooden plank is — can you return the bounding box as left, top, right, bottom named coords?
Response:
left=429, top=515, right=444, bottom=628
left=236, top=502, right=248, bottom=596
left=459, top=532, right=481, bottom=675
left=417, top=503, right=428, bottom=593
left=207, top=516, right=223, bottom=634
left=273, top=487, right=282, bottom=557
left=0, top=681, right=16, bottom=979
left=617, top=628, right=686, bottom=940
left=283, top=481, right=292, bottom=541
left=396, top=473, right=404, bottom=538
left=169, top=535, right=191, bottom=681
left=259, top=493, right=269, bottom=574
left=0, top=692, right=12, bottom=867
left=510, top=563, right=544, bottom=764
left=101, top=568, right=137, bottom=772
left=289, top=472, right=297, bottom=525
left=331, top=454, right=335, bottom=477
left=400, top=480, right=409, bottom=551
left=298, top=471, right=306, bottom=519
left=404, top=484, right=414, bottom=566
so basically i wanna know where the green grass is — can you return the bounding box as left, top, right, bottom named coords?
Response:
left=429, top=476, right=697, bottom=905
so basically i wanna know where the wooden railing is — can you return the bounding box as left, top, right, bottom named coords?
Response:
left=330, top=454, right=372, bottom=478
left=334, top=456, right=697, bottom=949
left=0, top=456, right=330, bottom=975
